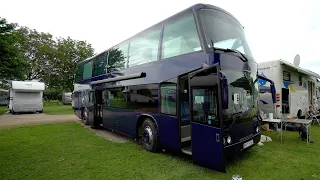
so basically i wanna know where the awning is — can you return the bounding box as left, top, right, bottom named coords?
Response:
left=279, top=60, right=320, bottom=79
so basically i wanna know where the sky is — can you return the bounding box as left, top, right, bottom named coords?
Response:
left=1, top=0, right=320, bottom=73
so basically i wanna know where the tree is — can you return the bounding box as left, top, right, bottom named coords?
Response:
left=14, top=26, right=56, bottom=81
left=0, top=17, right=27, bottom=86
left=55, top=37, right=94, bottom=91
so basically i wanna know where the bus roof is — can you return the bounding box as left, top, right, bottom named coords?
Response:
left=78, top=3, right=241, bottom=65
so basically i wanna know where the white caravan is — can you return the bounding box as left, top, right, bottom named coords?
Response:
left=0, top=89, right=9, bottom=106
left=258, top=59, right=320, bottom=119
left=8, top=80, right=45, bottom=114
left=62, top=92, right=73, bottom=105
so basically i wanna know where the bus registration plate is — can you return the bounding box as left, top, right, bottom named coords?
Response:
left=243, top=139, right=253, bottom=149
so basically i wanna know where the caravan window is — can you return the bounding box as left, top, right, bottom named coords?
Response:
left=299, top=75, right=302, bottom=86
left=283, top=71, right=291, bottom=81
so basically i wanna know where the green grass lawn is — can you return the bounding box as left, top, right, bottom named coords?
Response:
left=0, top=106, right=6, bottom=115
left=0, top=123, right=319, bottom=180
left=42, top=101, right=74, bottom=115
left=43, top=104, right=74, bottom=115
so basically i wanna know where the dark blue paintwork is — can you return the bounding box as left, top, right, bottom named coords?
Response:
left=156, top=115, right=180, bottom=154
left=192, top=122, right=224, bottom=172
left=73, top=3, right=260, bottom=172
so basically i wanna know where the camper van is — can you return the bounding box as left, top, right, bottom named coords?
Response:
left=62, top=92, right=72, bottom=105
left=258, top=59, right=320, bottom=119
left=0, top=89, right=9, bottom=106
left=8, top=80, right=45, bottom=114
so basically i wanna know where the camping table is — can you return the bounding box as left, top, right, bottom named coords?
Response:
left=281, top=119, right=313, bottom=145
left=262, top=118, right=282, bottom=140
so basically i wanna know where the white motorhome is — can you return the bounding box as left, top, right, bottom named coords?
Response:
left=0, top=89, right=9, bottom=106
left=62, top=92, right=72, bottom=105
left=8, top=80, right=45, bottom=114
left=258, top=59, right=320, bottom=119
left=314, top=78, right=320, bottom=109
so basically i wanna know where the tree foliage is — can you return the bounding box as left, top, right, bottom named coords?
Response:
left=0, top=17, right=95, bottom=95
left=0, top=18, right=27, bottom=86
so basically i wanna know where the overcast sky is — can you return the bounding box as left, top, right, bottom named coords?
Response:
left=1, top=0, right=319, bottom=73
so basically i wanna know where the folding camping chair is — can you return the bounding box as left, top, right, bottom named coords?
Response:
left=306, top=108, right=320, bottom=125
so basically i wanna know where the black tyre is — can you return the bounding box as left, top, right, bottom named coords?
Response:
left=141, top=118, right=158, bottom=152
left=82, top=108, right=89, bottom=125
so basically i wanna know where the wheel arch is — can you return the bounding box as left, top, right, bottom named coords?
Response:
left=136, top=114, right=159, bottom=139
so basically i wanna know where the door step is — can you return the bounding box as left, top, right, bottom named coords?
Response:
left=181, top=146, right=192, bottom=155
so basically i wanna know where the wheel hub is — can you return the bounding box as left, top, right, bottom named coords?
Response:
left=142, top=126, right=153, bottom=145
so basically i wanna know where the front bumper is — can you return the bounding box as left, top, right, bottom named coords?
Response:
left=224, top=132, right=261, bottom=157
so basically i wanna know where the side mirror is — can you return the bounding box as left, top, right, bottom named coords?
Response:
left=220, top=71, right=228, bottom=109
left=270, top=84, right=276, bottom=103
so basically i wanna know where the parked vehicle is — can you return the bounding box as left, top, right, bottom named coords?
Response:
left=258, top=59, right=320, bottom=119
left=8, top=80, right=45, bottom=114
left=73, top=3, right=276, bottom=172
left=0, top=89, right=9, bottom=106
left=62, top=92, right=72, bottom=105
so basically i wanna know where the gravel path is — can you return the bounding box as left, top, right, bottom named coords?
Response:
left=0, top=113, right=130, bottom=143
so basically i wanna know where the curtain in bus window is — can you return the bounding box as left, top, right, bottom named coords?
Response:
left=107, top=43, right=128, bottom=73
left=83, top=61, right=93, bottom=79
left=127, top=25, right=161, bottom=68
left=162, top=10, right=201, bottom=59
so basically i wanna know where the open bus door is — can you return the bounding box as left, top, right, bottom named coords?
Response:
left=188, top=64, right=226, bottom=172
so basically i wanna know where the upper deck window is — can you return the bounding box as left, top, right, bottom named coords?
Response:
left=128, top=25, right=161, bottom=68
left=83, top=60, right=93, bottom=79
left=93, top=51, right=108, bottom=76
left=161, top=10, right=201, bottom=59
left=107, top=42, right=128, bottom=72
left=75, top=63, right=84, bottom=82
left=198, top=8, right=253, bottom=57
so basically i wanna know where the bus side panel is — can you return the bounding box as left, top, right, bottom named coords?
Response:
left=117, top=110, right=138, bottom=138
left=156, top=115, right=180, bottom=154
left=103, top=107, right=120, bottom=131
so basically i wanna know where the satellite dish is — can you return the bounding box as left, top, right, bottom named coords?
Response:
left=293, top=54, right=300, bottom=67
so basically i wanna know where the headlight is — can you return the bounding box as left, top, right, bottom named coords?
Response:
left=227, top=136, right=232, bottom=144
left=256, top=126, right=260, bottom=133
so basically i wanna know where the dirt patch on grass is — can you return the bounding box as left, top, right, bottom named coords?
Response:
left=77, top=122, right=131, bottom=143
left=0, top=113, right=78, bottom=127
left=0, top=112, right=131, bottom=143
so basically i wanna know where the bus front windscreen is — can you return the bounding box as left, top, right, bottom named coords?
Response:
left=221, top=64, right=259, bottom=129
left=198, top=8, right=253, bottom=58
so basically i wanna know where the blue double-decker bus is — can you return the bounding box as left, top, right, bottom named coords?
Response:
left=73, top=3, right=276, bottom=172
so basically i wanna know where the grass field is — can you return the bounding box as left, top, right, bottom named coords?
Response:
left=0, top=122, right=319, bottom=179
left=0, top=101, right=74, bottom=115
left=43, top=103, right=74, bottom=115
left=0, top=106, right=6, bottom=115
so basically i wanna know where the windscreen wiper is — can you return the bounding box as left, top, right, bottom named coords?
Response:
left=209, top=38, right=248, bottom=62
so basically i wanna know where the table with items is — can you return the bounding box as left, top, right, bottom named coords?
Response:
left=262, top=118, right=313, bottom=145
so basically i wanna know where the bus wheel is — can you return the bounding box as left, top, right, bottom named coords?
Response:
left=82, top=108, right=89, bottom=125
left=141, top=119, right=158, bottom=152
